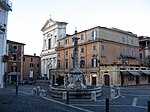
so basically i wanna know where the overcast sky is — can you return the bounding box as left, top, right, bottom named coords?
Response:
left=7, top=0, right=150, bottom=56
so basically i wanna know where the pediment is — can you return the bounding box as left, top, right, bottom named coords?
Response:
left=41, top=19, right=56, bottom=31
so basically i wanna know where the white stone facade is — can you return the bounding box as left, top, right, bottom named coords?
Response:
left=40, top=18, right=67, bottom=83
left=0, top=0, right=12, bottom=88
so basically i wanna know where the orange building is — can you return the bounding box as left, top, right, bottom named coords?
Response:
left=23, top=54, right=41, bottom=81
left=56, top=26, right=150, bottom=86
left=7, top=40, right=25, bottom=84
left=139, top=36, right=150, bottom=66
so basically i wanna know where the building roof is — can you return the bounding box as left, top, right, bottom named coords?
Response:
left=24, top=54, right=40, bottom=58
left=41, top=18, right=68, bottom=31
left=7, top=40, right=26, bottom=45
left=58, top=26, right=137, bottom=41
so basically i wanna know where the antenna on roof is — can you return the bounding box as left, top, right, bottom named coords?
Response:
left=75, top=27, right=77, bottom=34
left=49, top=14, right=51, bottom=20
left=49, top=14, right=52, bottom=26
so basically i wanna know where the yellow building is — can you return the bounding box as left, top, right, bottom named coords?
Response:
left=56, top=26, right=150, bottom=86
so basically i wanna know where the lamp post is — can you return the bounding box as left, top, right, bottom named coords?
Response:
left=122, top=57, right=127, bottom=86
left=98, top=59, right=101, bottom=86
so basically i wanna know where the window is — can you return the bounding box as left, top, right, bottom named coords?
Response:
left=66, top=50, right=68, bottom=56
left=131, top=50, right=134, bottom=57
left=72, top=38, right=74, bottom=43
left=80, top=60, right=85, bottom=68
left=37, top=63, right=39, bottom=67
left=142, top=75, right=147, bottom=80
left=130, top=68, right=134, bottom=70
left=93, top=45, right=96, bottom=51
left=53, top=58, right=56, bottom=67
left=57, top=60, right=60, bottom=68
left=122, top=48, right=126, bottom=56
left=122, top=37, right=125, bottom=43
left=58, top=42, right=60, bottom=48
left=128, top=74, right=134, bottom=81
left=65, top=39, right=69, bottom=44
left=48, top=38, right=51, bottom=49
left=12, top=54, right=17, bottom=61
left=139, top=53, right=143, bottom=59
left=131, top=39, right=134, bottom=44
left=30, top=63, right=34, bottom=68
left=13, top=45, right=18, bottom=50
left=65, top=60, right=68, bottom=68
left=81, top=34, right=84, bottom=40
left=101, top=45, right=105, bottom=51
left=92, top=58, right=97, bottom=67
left=31, top=58, right=33, bottom=62
left=81, top=48, right=84, bottom=53
left=23, top=57, right=25, bottom=61
left=92, top=30, right=97, bottom=39
left=11, top=65, right=17, bottom=72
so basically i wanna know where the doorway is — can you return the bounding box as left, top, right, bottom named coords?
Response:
left=148, top=76, right=150, bottom=83
left=52, top=75, right=55, bottom=84
left=136, top=76, right=139, bottom=85
left=121, top=74, right=124, bottom=86
left=92, top=76, right=96, bottom=86
left=104, top=74, right=110, bottom=86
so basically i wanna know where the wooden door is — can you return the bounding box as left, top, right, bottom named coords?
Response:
left=136, top=76, right=139, bottom=85
left=92, top=77, right=96, bottom=86
left=104, top=75, right=110, bottom=86
left=148, top=76, right=150, bottom=83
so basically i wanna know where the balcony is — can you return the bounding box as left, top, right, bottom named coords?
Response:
left=120, top=53, right=138, bottom=59
left=55, top=45, right=64, bottom=50
left=0, top=0, right=12, bottom=11
left=0, top=25, right=5, bottom=34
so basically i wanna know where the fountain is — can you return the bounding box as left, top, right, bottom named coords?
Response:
left=49, top=30, right=102, bottom=99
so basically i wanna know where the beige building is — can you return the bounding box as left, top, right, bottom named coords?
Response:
left=56, top=26, right=150, bottom=86
left=23, top=54, right=41, bottom=81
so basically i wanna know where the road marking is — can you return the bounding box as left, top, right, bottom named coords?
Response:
left=72, top=104, right=132, bottom=107
left=135, top=105, right=147, bottom=109
left=19, top=91, right=31, bottom=95
left=122, top=93, right=150, bottom=97
left=7, top=88, right=31, bottom=95
left=132, top=98, right=137, bottom=107
left=121, top=95, right=125, bottom=98
left=42, top=97, right=94, bottom=112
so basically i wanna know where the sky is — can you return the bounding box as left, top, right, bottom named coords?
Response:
left=7, top=0, right=150, bottom=56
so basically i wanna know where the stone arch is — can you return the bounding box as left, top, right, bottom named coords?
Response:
left=103, top=73, right=110, bottom=86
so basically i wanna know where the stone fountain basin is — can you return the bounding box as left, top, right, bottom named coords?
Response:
left=49, top=86, right=102, bottom=99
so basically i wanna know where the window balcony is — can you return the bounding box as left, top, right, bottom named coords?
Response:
left=0, top=25, right=5, bottom=34
left=0, top=0, right=12, bottom=11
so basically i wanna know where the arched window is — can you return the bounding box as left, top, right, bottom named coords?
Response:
left=92, top=58, right=97, bottom=67
left=80, top=60, right=85, bottom=68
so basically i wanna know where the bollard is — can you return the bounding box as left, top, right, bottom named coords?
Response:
left=148, top=101, right=150, bottom=112
left=91, top=91, right=97, bottom=101
left=66, top=91, right=69, bottom=104
left=32, top=87, right=37, bottom=95
left=16, top=74, right=18, bottom=95
left=111, top=89, right=115, bottom=99
left=63, top=92, right=67, bottom=100
left=106, top=98, right=109, bottom=112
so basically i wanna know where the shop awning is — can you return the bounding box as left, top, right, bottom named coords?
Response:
left=120, top=71, right=130, bottom=75
left=141, top=70, right=150, bottom=75
left=128, top=71, right=141, bottom=76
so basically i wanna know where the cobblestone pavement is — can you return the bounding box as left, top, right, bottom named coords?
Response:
left=0, top=84, right=150, bottom=112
